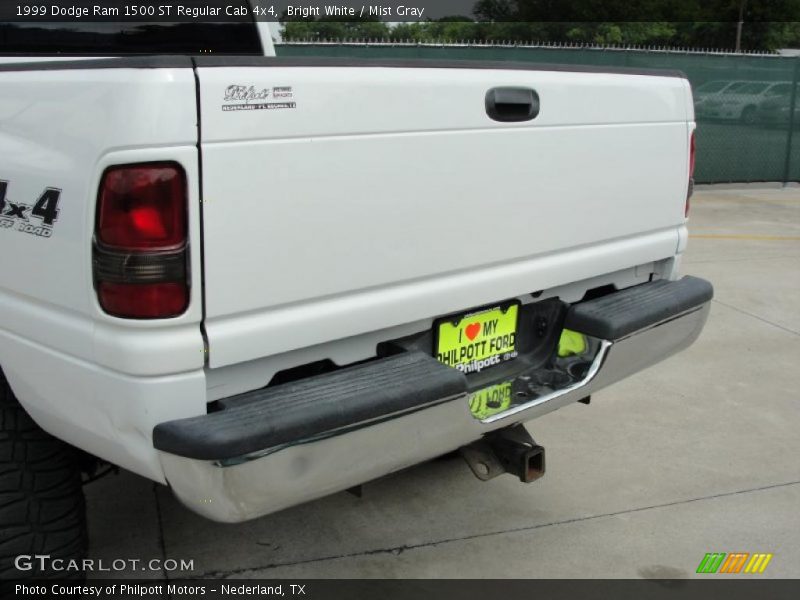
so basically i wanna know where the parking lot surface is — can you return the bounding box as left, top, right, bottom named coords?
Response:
left=87, top=187, right=800, bottom=579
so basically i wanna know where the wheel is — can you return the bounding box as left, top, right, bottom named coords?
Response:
left=740, top=106, right=757, bottom=125
left=0, top=368, right=87, bottom=579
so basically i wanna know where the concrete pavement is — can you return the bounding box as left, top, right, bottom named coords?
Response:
left=85, top=187, right=800, bottom=579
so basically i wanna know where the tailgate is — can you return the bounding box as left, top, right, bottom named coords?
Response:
left=196, top=58, right=690, bottom=366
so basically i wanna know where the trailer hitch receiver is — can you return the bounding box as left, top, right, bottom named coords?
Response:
left=460, top=425, right=545, bottom=483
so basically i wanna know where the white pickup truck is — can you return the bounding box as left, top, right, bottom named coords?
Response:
left=0, top=19, right=712, bottom=577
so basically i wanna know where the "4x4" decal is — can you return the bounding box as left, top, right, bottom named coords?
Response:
left=0, top=180, right=61, bottom=239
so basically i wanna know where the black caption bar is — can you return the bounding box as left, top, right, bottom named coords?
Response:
left=2, top=1, right=800, bottom=22
left=3, top=579, right=800, bottom=599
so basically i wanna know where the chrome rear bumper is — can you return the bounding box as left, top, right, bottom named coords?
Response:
left=156, top=278, right=711, bottom=523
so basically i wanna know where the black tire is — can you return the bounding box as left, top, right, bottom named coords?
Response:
left=740, top=105, right=757, bottom=125
left=0, top=368, right=87, bottom=579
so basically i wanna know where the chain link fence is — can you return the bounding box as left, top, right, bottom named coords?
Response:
left=276, top=42, right=800, bottom=184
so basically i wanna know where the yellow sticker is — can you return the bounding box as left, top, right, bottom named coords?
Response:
left=436, top=305, right=518, bottom=374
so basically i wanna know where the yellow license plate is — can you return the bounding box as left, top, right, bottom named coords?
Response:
left=435, top=303, right=519, bottom=374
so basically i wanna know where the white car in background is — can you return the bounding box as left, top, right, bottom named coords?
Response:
left=692, top=80, right=747, bottom=115
left=697, top=80, right=789, bottom=124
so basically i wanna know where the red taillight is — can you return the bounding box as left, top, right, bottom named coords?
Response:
left=97, top=164, right=186, bottom=250
left=686, top=131, right=696, bottom=218
left=93, top=163, right=189, bottom=319
left=98, top=282, right=188, bottom=319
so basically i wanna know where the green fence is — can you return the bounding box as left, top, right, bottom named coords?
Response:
left=276, top=43, right=800, bottom=184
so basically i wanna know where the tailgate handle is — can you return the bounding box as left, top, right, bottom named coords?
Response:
left=485, top=87, right=539, bottom=122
